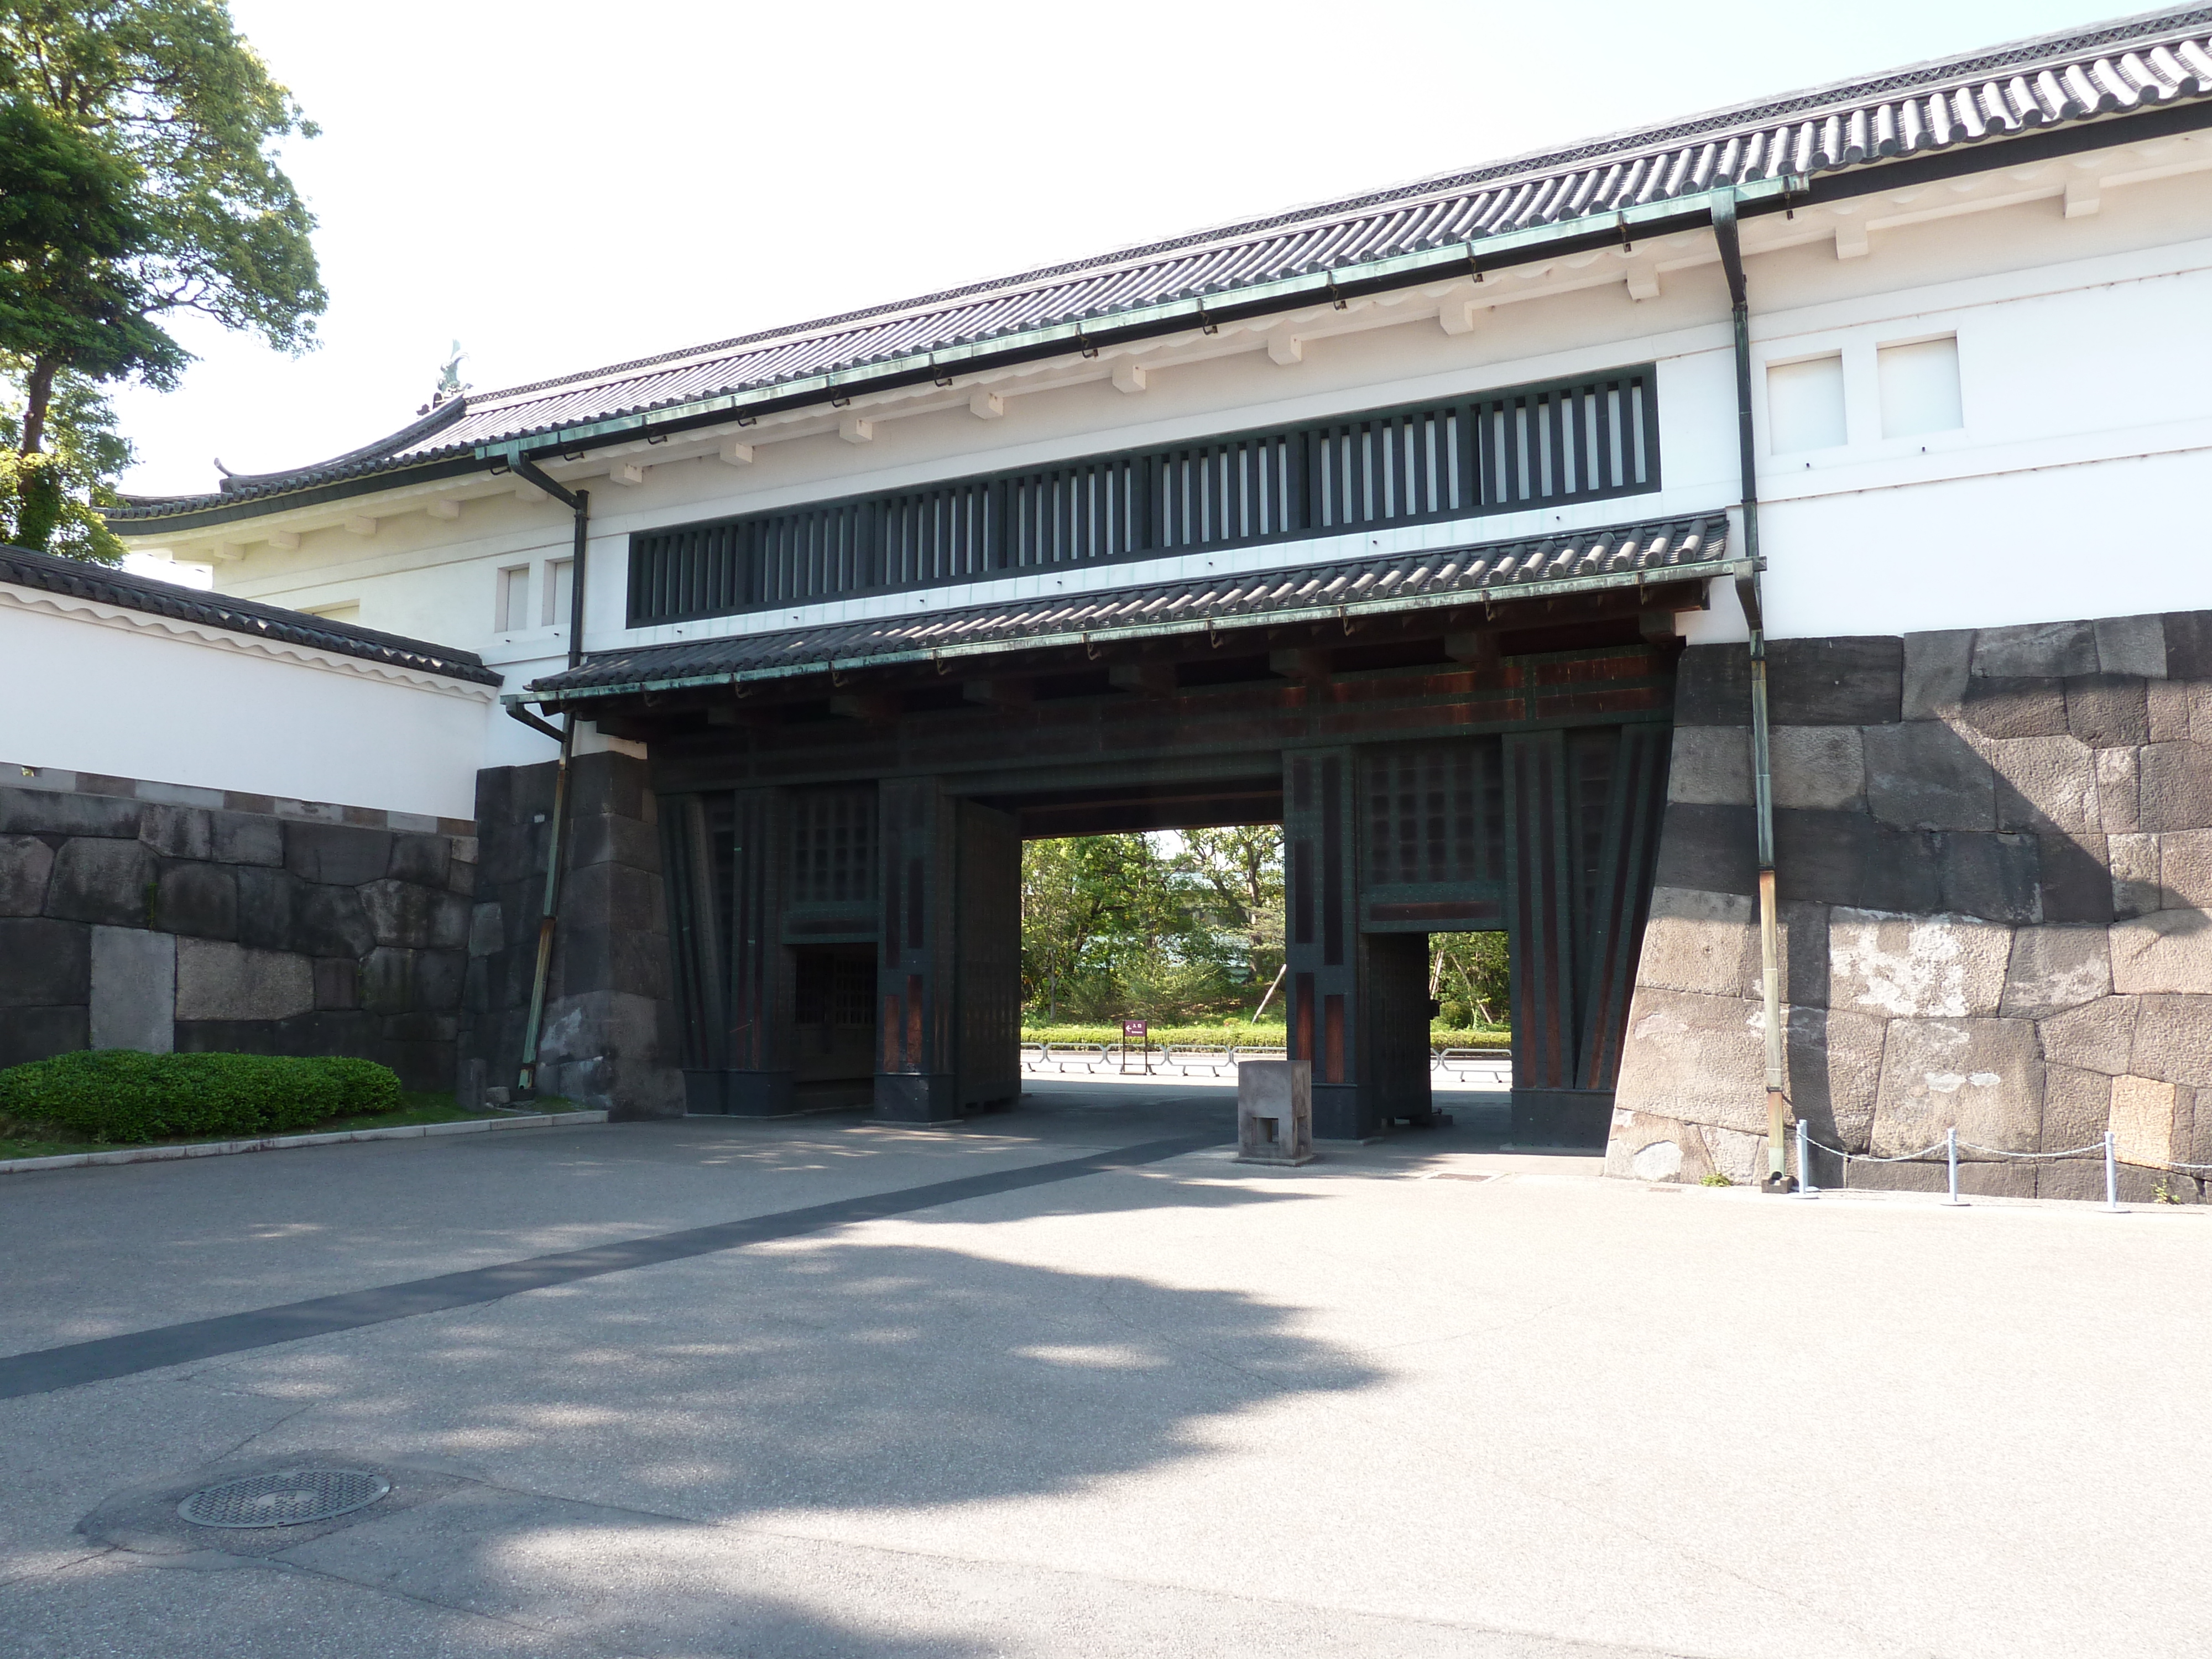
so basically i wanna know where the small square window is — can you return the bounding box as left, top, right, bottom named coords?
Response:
left=1767, top=354, right=1846, bottom=453
left=542, top=559, right=574, bottom=628
left=495, top=566, right=530, bottom=632
left=1879, top=336, right=1963, bottom=439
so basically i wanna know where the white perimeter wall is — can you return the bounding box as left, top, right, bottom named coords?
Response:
left=0, top=589, right=494, bottom=820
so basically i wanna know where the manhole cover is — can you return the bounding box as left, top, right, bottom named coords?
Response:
left=178, top=1469, right=391, bottom=1529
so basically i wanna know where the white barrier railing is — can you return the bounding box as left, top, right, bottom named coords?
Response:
left=1793, top=1119, right=2212, bottom=1211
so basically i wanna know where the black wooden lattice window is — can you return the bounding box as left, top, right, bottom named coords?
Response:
left=627, top=365, right=1659, bottom=625
left=788, top=786, right=877, bottom=908
left=1360, top=741, right=1507, bottom=890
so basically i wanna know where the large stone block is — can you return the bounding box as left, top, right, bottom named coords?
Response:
left=2147, top=681, right=2193, bottom=743
left=153, top=861, right=237, bottom=941
left=0, top=916, right=91, bottom=1006
left=1666, top=726, right=1751, bottom=805
left=1829, top=907, right=2010, bottom=1019
left=361, top=947, right=415, bottom=1015
left=0, top=787, right=138, bottom=837
left=2095, top=615, right=2167, bottom=679
left=2064, top=674, right=2150, bottom=748
left=1987, top=735, right=2100, bottom=835
left=1775, top=810, right=1940, bottom=911
left=174, top=938, right=314, bottom=1021
left=1784, top=899, right=1831, bottom=1009
left=1974, top=620, right=2100, bottom=680
left=1937, top=832, right=2041, bottom=923
left=2161, top=610, right=2212, bottom=679
left=1694, top=1124, right=1770, bottom=1185
left=556, top=926, right=670, bottom=1004
left=294, top=884, right=375, bottom=958
left=2136, top=741, right=2212, bottom=832
left=1634, top=886, right=1759, bottom=998
left=2130, top=993, right=2212, bottom=1088
left=1652, top=803, right=1756, bottom=897
left=314, top=957, right=359, bottom=1010
left=359, top=879, right=471, bottom=950
left=233, top=865, right=299, bottom=952
left=44, top=838, right=156, bottom=927
left=1673, top=644, right=1752, bottom=726
left=415, top=949, right=466, bottom=1012
left=1960, top=679, right=2069, bottom=740
left=284, top=822, right=394, bottom=886
left=2094, top=748, right=2140, bottom=832
left=469, top=902, right=503, bottom=958
left=2036, top=831, right=2112, bottom=925
left=2109, top=909, right=2212, bottom=995
left=568, top=751, right=653, bottom=824
left=1770, top=726, right=1865, bottom=810
left=562, top=859, right=665, bottom=933
left=1610, top=986, right=1769, bottom=1136
left=1603, top=1109, right=1717, bottom=1184
left=1786, top=1004, right=1885, bottom=1151
left=2038, top=995, right=2137, bottom=1075
left=1871, top=1016, right=2044, bottom=1155
left=2000, top=925, right=2110, bottom=1018
left=2109, top=1073, right=2177, bottom=1167
left=209, top=810, right=284, bottom=867
left=1768, top=637, right=1903, bottom=726
left=386, top=833, right=451, bottom=887
left=0, top=834, right=54, bottom=916
left=569, top=811, right=662, bottom=873
left=0, top=1005, right=87, bottom=1068
left=1902, top=629, right=1974, bottom=721
left=2107, top=832, right=2159, bottom=918
left=2158, top=828, right=2212, bottom=910
left=138, top=804, right=213, bottom=860
left=1864, top=722, right=1995, bottom=831
left=2042, top=1063, right=2112, bottom=1152
left=88, top=926, right=175, bottom=1052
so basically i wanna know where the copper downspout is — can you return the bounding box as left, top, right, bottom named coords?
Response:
left=1710, top=193, right=1792, bottom=1191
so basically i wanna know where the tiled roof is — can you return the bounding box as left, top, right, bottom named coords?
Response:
left=114, top=6, right=2212, bottom=521
left=0, top=544, right=503, bottom=686
left=525, top=513, right=1731, bottom=703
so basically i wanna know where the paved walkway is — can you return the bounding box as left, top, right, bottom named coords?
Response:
left=0, top=1084, right=2200, bottom=1657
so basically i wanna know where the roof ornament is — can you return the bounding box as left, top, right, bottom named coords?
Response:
left=424, top=341, right=469, bottom=413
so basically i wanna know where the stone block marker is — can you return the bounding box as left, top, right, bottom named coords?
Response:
left=1237, top=1060, right=1313, bottom=1166
left=89, top=927, right=175, bottom=1052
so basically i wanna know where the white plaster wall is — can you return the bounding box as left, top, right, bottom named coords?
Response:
left=0, top=596, right=493, bottom=819
left=128, top=137, right=2212, bottom=743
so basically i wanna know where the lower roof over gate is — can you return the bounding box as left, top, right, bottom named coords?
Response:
left=520, top=512, right=1731, bottom=718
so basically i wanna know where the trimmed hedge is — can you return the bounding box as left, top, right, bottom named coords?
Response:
left=0, top=1051, right=403, bottom=1145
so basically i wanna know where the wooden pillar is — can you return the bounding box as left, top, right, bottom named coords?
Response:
left=1284, top=748, right=1371, bottom=1139
left=955, top=800, right=1022, bottom=1112
left=876, top=777, right=959, bottom=1121
left=1503, top=724, right=1669, bottom=1145
left=723, top=786, right=795, bottom=1115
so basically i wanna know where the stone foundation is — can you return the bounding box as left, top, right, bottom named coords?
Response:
left=0, top=779, right=476, bottom=1091
left=456, top=752, right=681, bottom=1119
left=1610, top=612, right=2212, bottom=1201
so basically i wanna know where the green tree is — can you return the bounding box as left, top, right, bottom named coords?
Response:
left=1430, top=931, right=1510, bottom=1029
left=0, top=1, right=324, bottom=550
left=0, top=368, right=131, bottom=558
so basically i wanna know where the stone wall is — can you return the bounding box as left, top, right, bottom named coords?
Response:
left=456, top=751, right=681, bottom=1118
left=1610, top=611, right=2212, bottom=1201
left=0, top=775, right=475, bottom=1089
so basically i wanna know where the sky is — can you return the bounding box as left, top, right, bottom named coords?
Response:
left=108, top=0, right=2128, bottom=507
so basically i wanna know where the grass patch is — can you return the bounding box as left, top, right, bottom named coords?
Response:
left=0, top=1091, right=578, bottom=1163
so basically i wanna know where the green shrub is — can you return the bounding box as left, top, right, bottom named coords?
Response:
left=0, top=1051, right=403, bottom=1145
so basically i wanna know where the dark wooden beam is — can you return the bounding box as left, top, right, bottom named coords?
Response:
left=1268, top=648, right=1330, bottom=681
left=829, top=691, right=900, bottom=724
left=1107, top=662, right=1177, bottom=697
left=1442, top=631, right=1500, bottom=667
left=962, top=677, right=1032, bottom=708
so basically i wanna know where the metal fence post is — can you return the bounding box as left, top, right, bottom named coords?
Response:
left=2105, top=1130, right=2120, bottom=1212
left=1944, top=1126, right=1963, bottom=1206
left=1795, top=1117, right=1815, bottom=1199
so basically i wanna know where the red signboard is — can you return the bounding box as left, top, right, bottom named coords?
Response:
left=1122, top=1020, right=1148, bottom=1038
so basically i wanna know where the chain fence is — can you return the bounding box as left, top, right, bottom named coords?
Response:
left=1794, top=1119, right=2212, bottom=1211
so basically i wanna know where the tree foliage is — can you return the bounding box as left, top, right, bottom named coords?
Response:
left=0, top=0, right=323, bottom=553
left=0, top=367, right=129, bottom=559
